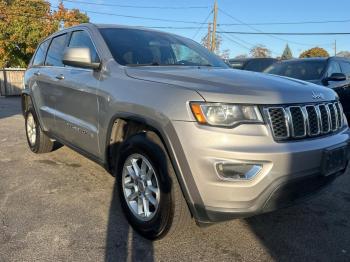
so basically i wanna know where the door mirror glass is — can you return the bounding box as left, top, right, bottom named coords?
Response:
left=324, top=72, right=347, bottom=82
left=62, top=47, right=100, bottom=69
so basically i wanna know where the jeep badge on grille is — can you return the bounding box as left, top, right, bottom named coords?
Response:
left=312, top=91, right=325, bottom=100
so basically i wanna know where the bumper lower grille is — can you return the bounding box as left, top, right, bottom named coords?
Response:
left=265, top=101, right=344, bottom=141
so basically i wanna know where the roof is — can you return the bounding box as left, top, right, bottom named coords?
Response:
left=229, top=57, right=277, bottom=62
left=279, top=57, right=350, bottom=63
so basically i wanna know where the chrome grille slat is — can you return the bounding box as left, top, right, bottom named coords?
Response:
left=327, top=103, right=337, bottom=131
left=265, top=101, right=344, bottom=141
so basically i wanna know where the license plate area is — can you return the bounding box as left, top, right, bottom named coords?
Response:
left=321, top=144, right=348, bottom=177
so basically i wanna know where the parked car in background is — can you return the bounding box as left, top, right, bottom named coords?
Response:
left=265, top=57, right=350, bottom=122
left=228, top=57, right=278, bottom=72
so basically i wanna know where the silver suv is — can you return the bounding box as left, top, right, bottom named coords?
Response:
left=22, top=24, right=350, bottom=240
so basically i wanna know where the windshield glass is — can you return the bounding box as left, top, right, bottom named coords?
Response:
left=264, top=60, right=327, bottom=81
left=99, top=28, right=228, bottom=67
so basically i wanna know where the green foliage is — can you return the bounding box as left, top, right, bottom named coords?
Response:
left=0, top=0, right=89, bottom=68
left=299, top=47, right=329, bottom=58
left=281, top=44, right=293, bottom=60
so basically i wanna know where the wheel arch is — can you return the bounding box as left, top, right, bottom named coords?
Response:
left=21, top=91, right=33, bottom=116
left=105, top=113, right=205, bottom=220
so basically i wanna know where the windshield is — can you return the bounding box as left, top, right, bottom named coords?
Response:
left=99, top=28, right=228, bottom=67
left=264, top=60, right=327, bottom=81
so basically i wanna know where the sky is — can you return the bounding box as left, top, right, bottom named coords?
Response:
left=48, top=0, right=350, bottom=58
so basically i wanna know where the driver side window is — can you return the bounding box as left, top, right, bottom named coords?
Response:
left=171, top=44, right=209, bottom=65
left=326, top=61, right=341, bottom=77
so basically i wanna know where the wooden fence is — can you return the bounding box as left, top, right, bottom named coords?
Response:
left=0, top=68, right=26, bottom=96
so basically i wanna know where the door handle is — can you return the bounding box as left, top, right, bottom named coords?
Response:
left=55, top=74, right=64, bottom=80
left=34, top=71, right=40, bottom=76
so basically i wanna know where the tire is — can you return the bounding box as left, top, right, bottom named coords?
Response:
left=115, top=131, right=192, bottom=240
left=25, top=108, right=54, bottom=154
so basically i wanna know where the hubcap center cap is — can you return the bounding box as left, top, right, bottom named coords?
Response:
left=138, top=180, right=146, bottom=193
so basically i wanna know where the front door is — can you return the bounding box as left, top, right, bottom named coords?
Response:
left=53, top=30, right=101, bottom=157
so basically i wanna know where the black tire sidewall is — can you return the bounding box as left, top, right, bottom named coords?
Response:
left=116, top=133, right=174, bottom=240
left=24, top=108, right=40, bottom=153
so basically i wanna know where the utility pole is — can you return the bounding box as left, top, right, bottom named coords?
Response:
left=58, top=0, right=64, bottom=30
left=211, top=0, right=218, bottom=52
left=207, top=23, right=212, bottom=50
left=334, top=40, right=337, bottom=56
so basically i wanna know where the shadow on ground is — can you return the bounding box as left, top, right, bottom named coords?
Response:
left=104, top=178, right=154, bottom=262
left=0, top=96, right=22, bottom=119
left=245, top=175, right=350, bottom=261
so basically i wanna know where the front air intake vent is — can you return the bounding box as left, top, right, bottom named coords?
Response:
left=265, top=101, right=344, bottom=141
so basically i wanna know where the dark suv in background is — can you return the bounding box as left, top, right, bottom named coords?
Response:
left=265, top=57, right=350, bottom=121
left=228, top=57, right=278, bottom=72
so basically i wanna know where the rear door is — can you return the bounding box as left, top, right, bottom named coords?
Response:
left=28, top=39, right=55, bottom=131
left=39, top=33, right=69, bottom=132
left=53, top=30, right=101, bottom=157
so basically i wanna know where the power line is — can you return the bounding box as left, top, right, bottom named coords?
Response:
left=218, top=19, right=350, bottom=26
left=219, top=32, right=280, bottom=56
left=218, top=8, right=328, bottom=47
left=192, top=10, right=213, bottom=39
left=63, top=0, right=209, bottom=9
left=51, top=6, right=210, bottom=25
left=217, top=31, right=350, bottom=35
left=220, top=33, right=250, bottom=50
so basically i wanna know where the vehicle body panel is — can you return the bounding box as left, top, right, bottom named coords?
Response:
left=23, top=24, right=350, bottom=223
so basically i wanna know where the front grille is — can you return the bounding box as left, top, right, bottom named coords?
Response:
left=265, top=101, right=344, bottom=141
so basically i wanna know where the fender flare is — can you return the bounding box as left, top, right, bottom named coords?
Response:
left=105, top=112, right=207, bottom=221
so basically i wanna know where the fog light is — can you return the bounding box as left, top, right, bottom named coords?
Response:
left=216, top=162, right=262, bottom=180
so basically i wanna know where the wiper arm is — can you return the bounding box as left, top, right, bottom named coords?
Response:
left=128, top=62, right=160, bottom=67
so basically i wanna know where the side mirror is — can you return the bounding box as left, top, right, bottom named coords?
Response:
left=62, top=47, right=100, bottom=69
left=324, top=73, right=347, bottom=83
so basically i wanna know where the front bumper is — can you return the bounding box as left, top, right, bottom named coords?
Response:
left=170, top=121, right=350, bottom=223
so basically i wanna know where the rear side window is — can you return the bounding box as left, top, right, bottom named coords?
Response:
left=32, top=40, right=50, bottom=66
left=245, top=59, right=276, bottom=72
left=69, top=30, right=99, bottom=63
left=340, top=61, right=350, bottom=76
left=45, top=34, right=67, bottom=67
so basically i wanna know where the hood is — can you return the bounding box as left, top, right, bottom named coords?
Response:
left=125, top=67, right=337, bottom=104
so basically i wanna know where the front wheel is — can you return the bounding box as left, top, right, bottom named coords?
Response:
left=25, top=108, right=54, bottom=154
left=115, top=132, right=192, bottom=240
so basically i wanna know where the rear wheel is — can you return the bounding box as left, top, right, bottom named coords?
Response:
left=25, top=108, right=54, bottom=154
left=115, top=132, right=192, bottom=240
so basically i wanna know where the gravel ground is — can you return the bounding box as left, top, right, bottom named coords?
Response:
left=0, top=96, right=350, bottom=262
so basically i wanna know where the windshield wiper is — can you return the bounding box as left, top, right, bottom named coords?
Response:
left=128, top=62, right=160, bottom=67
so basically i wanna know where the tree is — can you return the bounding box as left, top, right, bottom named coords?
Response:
left=281, top=44, right=293, bottom=60
left=201, top=33, right=230, bottom=58
left=0, top=0, right=89, bottom=68
left=250, top=45, right=271, bottom=58
left=53, top=3, right=89, bottom=29
left=299, top=47, right=329, bottom=58
left=336, top=51, right=350, bottom=58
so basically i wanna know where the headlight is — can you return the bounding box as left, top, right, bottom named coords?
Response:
left=190, top=102, right=263, bottom=127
